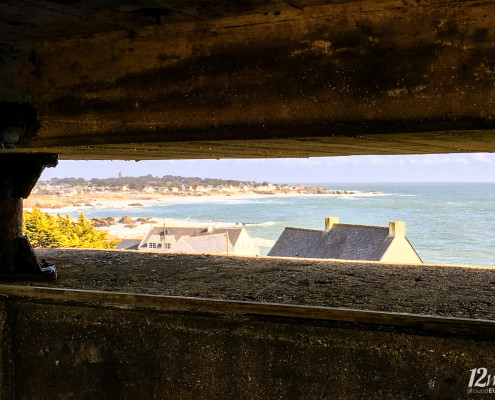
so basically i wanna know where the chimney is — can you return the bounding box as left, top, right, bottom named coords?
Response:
left=389, top=221, right=405, bottom=237
left=324, top=216, right=339, bottom=231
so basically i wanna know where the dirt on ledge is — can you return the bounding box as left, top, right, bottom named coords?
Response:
left=14, top=248, right=495, bottom=320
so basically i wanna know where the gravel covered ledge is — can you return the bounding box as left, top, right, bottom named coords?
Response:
left=12, top=248, right=495, bottom=320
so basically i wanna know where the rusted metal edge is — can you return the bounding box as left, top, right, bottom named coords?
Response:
left=0, top=284, right=494, bottom=336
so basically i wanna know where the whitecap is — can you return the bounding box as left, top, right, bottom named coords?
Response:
left=243, top=221, right=280, bottom=227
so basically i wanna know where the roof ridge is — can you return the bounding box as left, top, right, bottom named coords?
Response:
left=337, top=223, right=388, bottom=230
left=164, top=226, right=242, bottom=230
left=285, top=224, right=389, bottom=232
left=285, top=227, right=322, bottom=233
left=165, top=226, right=205, bottom=229
left=184, top=232, right=228, bottom=240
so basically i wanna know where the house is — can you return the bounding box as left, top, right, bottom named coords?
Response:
left=138, top=225, right=257, bottom=256
left=142, top=186, right=156, bottom=193
left=268, top=217, right=422, bottom=264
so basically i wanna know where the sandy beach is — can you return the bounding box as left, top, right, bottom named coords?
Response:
left=25, top=188, right=380, bottom=210
left=24, top=192, right=173, bottom=210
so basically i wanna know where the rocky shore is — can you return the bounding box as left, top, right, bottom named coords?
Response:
left=92, top=216, right=156, bottom=228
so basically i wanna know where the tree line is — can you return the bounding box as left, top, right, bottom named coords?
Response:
left=40, top=174, right=264, bottom=190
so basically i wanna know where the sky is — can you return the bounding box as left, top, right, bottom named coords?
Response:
left=39, top=153, right=495, bottom=183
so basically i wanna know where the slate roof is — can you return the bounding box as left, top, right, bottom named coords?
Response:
left=144, top=226, right=243, bottom=247
left=210, top=228, right=242, bottom=247
left=177, top=233, right=233, bottom=254
left=146, top=227, right=164, bottom=237
left=116, top=239, right=142, bottom=251
left=267, top=224, right=393, bottom=261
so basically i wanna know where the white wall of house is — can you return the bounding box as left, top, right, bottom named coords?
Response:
left=139, top=232, right=162, bottom=251
left=232, top=230, right=257, bottom=256
left=139, top=230, right=163, bottom=252
left=380, top=237, right=422, bottom=264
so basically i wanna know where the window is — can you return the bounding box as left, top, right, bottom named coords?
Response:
left=149, top=243, right=157, bottom=249
left=165, top=243, right=171, bottom=249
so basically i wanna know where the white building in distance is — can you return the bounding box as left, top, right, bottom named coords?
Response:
left=138, top=224, right=257, bottom=256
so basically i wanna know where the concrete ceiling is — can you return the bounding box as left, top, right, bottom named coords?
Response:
left=2, top=0, right=495, bottom=159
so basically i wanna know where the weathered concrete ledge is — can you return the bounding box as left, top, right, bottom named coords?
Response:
left=1, top=249, right=494, bottom=399
left=0, top=284, right=494, bottom=399
left=22, top=248, right=495, bottom=320
left=2, top=284, right=495, bottom=336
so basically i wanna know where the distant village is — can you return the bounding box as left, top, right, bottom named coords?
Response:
left=33, top=182, right=333, bottom=197
left=33, top=173, right=367, bottom=197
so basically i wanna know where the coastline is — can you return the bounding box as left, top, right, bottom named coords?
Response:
left=21, top=183, right=495, bottom=266
left=23, top=189, right=383, bottom=253
left=24, top=189, right=382, bottom=210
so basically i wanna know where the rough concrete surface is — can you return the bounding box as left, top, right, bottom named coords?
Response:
left=1, top=299, right=492, bottom=400
left=0, top=249, right=494, bottom=399
left=28, top=248, right=495, bottom=320
left=3, top=1, right=495, bottom=158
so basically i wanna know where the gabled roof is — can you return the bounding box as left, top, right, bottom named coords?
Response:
left=174, top=233, right=233, bottom=254
left=267, top=224, right=392, bottom=261
left=143, top=226, right=164, bottom=238
left=172, top=238, right=195, bottom=253
left=210, top=228, right=243, bottom=247
left=143, top=226, right=244, bottom=247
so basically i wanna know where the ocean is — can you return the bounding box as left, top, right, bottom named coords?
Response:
left=54, top=182, right=495, bottom=266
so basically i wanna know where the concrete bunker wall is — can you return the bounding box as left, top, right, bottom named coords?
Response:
left=4, top=0, right=495, bottom=158
left=2, top=2, right=495, bottom=397
left=0, top=291, right=493, bottom=400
